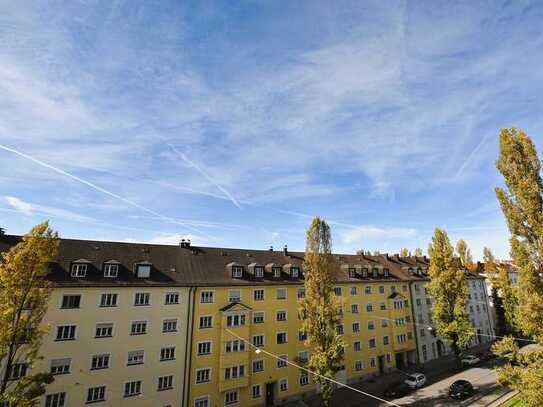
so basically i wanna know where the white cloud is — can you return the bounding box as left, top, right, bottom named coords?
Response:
left=341, top=226, right=417, bottom=244
left=6, top=196, right=33, bottom=215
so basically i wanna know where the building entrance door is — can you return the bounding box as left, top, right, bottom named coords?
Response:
left=266, top=382, right=275, bottom=406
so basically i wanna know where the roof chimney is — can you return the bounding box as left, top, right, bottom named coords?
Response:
left=180, top=239, right=185, bottom=247
left=269, top=245, right=274, bottom=251
left=0, top=227, right=4, bottom=236
left=283, top=245, right=288, bottom=256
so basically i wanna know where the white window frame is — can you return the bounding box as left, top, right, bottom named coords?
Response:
left=123, top=380, right=142, bottom=398
left=70, top=263, right=87, bottom=278
left=279, top=378, right=288, bottom=392
left=157, top=375, right=174, bottom=391
left=95, top=322, right=114, bottom=338
left=127, top=350, right=144, bottom=366
left=162, top=318, right=178, bottom=333
left=99, top=293, right=118, bottom=307
left=165, top=292, right=180, bottom=305
left=276, top=288, right=287, bottom=300
left=197, top=341, right=212, bottom=356
left=276, top=310, right=287, bottom=322
left=86, top=385, right=106, bottom=403
left=253, top=289, right=265, bottom=301
left=195, top=368, right=211, bottom=384
left=103, top=264, right=119, bottom=278
left=200, top=290, right=214, bottom=304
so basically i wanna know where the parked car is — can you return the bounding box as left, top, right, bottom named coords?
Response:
left=461, top=355, right=480, bottom=366
left=478, top=350, right=495, bottom=361
left=404, top=373, right=427, bottom=389
left=384, top=382, right=412, bottom=398
left=448, top=379, right=475, bottom=400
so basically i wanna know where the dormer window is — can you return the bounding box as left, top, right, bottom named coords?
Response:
left=384, top=268, right=390, bottom=278
left=103, top=263, right=119, bottom=278
left=135, top=263, right=151, bottom=279
left=372, top=268, right=378, bottom=278
left=417, top=267, right=422, bottom=275
left=232, top=266, right=244, bottom=279
left=348, top=268, right=357, bottom=278
left=362, top=268, right=368, bottom=278
left=273, top=267, right=282, bottom=278
left=408, top=267, right=414, bottom=274
left=71, top=263, right=87, bottom=278
left=291, top=267, right=300, bottom=278
left=254, top=266, right=264, bottom=279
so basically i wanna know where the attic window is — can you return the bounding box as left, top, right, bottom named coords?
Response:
left=384, top=268, right=390, bottom=278
left=254, top=266, right=264, bottom=279
left=71, top=263, right=87, bottom=278
left=372, top=268, right=378, bottom=278
left=232, top=266, right=244, bottom=279
left=135, top=264, right=151, bottom=278
left=291, top=267, right=300, bottom=278
left=103, top=263, right=119, bottom=278
left=417, top=267, right=422, bottom=275
left=273, top=267, right=282, bottom=278
left=348, top=268, right=357, bottom=278
left=362, top=268, right=368, bottom=278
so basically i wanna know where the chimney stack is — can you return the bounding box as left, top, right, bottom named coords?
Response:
left=269, top=246, right=274, bottom=251
left=0, top=227, right=4, bottom=236
left=283, top=245, right=288, bottom=256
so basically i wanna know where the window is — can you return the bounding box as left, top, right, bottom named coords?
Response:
left=352, top=322, right=360, bottom=333
left=196, top=368, right=211, bottom=384
left=45, top=392, right=66, bottom=407
left=384, top=268, right=390, bottom=277
left=299, top=330, right=307, bottom=341
left=100, top=293, right=117, bottom=307
left=276, top=288, right=287, bottom=299
left=130, top=321, right=147, bottom=335
left=224, top=365, right=245, bottom=380
left=370, top=357, right=377, bottom=368
left=165, top=292, right=179, bottom=304
left=355, top=360, right=363, bottom=371
left=366, top=303, right=373, bottom=312
left=336, top=324, right=344, bottom=335
left=228, top=290, right=241, bottom=303
left=134, top=292, right=150, bottom=306
left=379, top=285, right=385, bottom=294
left=380, top=302, right=386, bottom=310
left=276, top=311, right=287, bottom=321
left=50, top=358, right=71, bottom=375
left=71, top=263, right=87, bottom=277
left=252, top=384, right=262, bottom=399
left=420, top=328, right=426, bottom=337
left=232, top=266, right=244, bottom=278
left=160, top=347, right=175, bottom=361
left=416, top=298, right=422, bottom=306
left=365, top=286, right=372, bottom=294
left=254, top=289, right=264, bottom=301
left=253, top=335, right=264, bottom=347
left=124, top=380, right=142, bottom=397
left=127, top=350, right=144, bottom=365
left=386, top=353, right=392, bottom=363
left=103, top=264, right=118, bottom=278
left=354, top=341, right=361, bottom=351
left=61, top=295, right=81, bottom=309
left=136, top=264, right=151, bottom=278
left=225, top=340, right=245, bottom=353
left=254, top=266, right=264, bottom=278
left=422, top=344, right=427, bottom=361
left=253, top=359, right=264, bottom=372
left=225, top=390, right=239, bottom=405
left=253, top=312, right=264, bottom=324
left=349, top=268, right=357, bottom=278
left=350, top=286, right=357, bottom=295
left=291, top=267, right=300, bottom=278
left=199, top=316, right=212, bottom=329
left=334, top=287, right=342, bottom=296
left=56, top=325, right=76, bottom=341
left=163, top=319, right=178, bottom=333
left=7, top=363, right=28, bottom=380
left=87, top=386, right=106, bottom=403
left=91, top=354, right=110, bottom=370
left=383, top=335, right=390, bottom=345
left=194, top=396, right=209, bottom=407
left=200, top=291, right=214, bottom=303
left=298, top=351, right=309, bottom=363
left=381, top=319, right=388, bottom=327
left=226, top=314, right=246, bottom=327
left=297, top=288, right=306, bottom=299
left=279, top=378, right=288, bottom=392
left=272, top=267, right=282, bottom=278
left=277, top=355, right=287, bottom=368
left=369, top=338, right=376, bottom=348
left=95, top=323, right=113, bottom=338
left=362, top=268, right=369, bottom=277
left=158, top=375, right=173, bottom=391
left=300, top=372, right=310, bottom=386
left=197, top=342, right=212, bottom=355
left=276, top=332, right=287, bottom=344
left=397, top=334, right=407, bottom=343
left=351, top=304, right=359, bottom=314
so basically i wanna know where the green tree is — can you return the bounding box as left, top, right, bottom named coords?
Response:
left=428, top=228, right=474, bottom=364
left=414, top=248, right=424, bottom=257
left=483, top=248, right=508, bottom=336
left=300, top=217, right=345, bottom=407
left=0, top=222, right=58, bottom=405
left=493, top=128, right=543, bottom=406
left=399, top=248, right=409, bottom=257
left=455, top=239, right=474, bottom=268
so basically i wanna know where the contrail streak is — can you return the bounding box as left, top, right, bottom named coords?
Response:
left=168, top=144, right=242, bottom=209
left=0, top=143, right=208, bottom=237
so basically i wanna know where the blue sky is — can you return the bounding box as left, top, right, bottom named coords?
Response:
left=1, top=1, right=543, bottom=259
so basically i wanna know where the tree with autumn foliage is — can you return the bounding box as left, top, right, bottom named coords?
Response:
left=299, top=217, right=345, bottom=407
left=483, top=247, right=509, bottom=336
left=0, top=222, right=59, bottom=406
left=399, top=248, right=409, bottom=257
left=493, top=128, right=543, bottom=406
left=427, top=228, right=474, bottom=364
left=414, top=248, right=424, bottom=257
left=455, top=239, right=474, bottom=268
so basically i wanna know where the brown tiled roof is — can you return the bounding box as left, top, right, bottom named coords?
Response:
left=0, top=234, right=485, bottom=287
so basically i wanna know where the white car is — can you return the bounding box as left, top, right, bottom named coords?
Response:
left=461, top=355, right=480, bottom=366
left=404, top=373, right=427, bottom=389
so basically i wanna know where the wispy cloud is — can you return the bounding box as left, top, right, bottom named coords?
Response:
left=341, top=226, right=417, bottom=244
